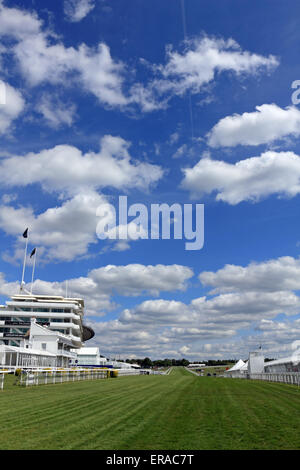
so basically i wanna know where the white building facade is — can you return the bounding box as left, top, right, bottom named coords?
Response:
left=0, top=293, right=94, bottom=369
left=71, top=347, right=108, bottom=367
left=0, top=293, right=94, bottom=349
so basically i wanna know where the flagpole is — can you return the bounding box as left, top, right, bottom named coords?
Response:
left=20, top=234, right=28, bottom=292
left=30, top=249, right=37, bottom=295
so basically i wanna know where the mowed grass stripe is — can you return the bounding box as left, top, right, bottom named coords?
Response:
left=0, top=367, right=299, bottom=450
left=0, top=377, right=165, bottom=431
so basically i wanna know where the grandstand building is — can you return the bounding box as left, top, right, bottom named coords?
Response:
left=0, top=293, right=95, bottom=368
left=0, top=293, right=94, bottom=349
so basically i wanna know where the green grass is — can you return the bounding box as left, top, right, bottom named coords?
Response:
left=0, top=367, right=300, bottom=450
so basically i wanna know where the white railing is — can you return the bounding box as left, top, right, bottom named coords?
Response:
left=224, top=372, right=248, bottom=379
left=249, top=372, right=300, bottom=385
left=116, top=369, right=142, bottom=376
left=223, top=371, right=300, bottom=385
left=19, top=368, right=109, bottom=387
left=0, top=372, right=4, bottom=390
left=116, top=368, right=170, bottom=376
left=0, top=370, right=10, bottom=390
left=1, top=366, right=172, bottom=389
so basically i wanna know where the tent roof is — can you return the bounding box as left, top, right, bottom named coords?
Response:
left=226, top=359, right=245, bottom=372
left=265, top=350, right=300, bottom=367
left=240, top=361, right=248, bottom=371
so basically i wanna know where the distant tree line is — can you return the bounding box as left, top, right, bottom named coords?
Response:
left=125, top=358, right=190, bottom=368
left=124, top=358, right=239, bottom=369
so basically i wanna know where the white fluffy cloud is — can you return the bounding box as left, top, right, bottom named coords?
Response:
left=120, top=290, right=300, bottom=330
left=90, top=264, right=193, bottom=296
left=208, top=104, right=300, bottom=148
left=0, top=264, right=194, bottom=316
left=64, top=0, right=95, bottom=22
left=156, top=37, right=278, bottom=97
left=200, top=256, right=300, bottom=294
left=133, top=36, right=279, bottom=111
left=0, top=272, right=19, bottom=297
left=0, top=81, right=25, bottom=134
left=181, top=151, right=300, bottom=204
left=15, top=38, right=127, bottom=108
left=92, top=283, right=300, bottom=357
left=253, top=319, right=300, bottom=352
left=2, top=255, right=298, bottom=359
left=102, top=255, right=300, bottom=358
left=0, top=191, right=106, bottom=261
left=0, top=135, right=163, bottom=196
left=0, top=2, right=41, bottom=39
left=0, top=3, right=279, bottom=112
left=0, top=134, right=163, bottom=262
left=0, top=2, right=128, bottom=108
left=36, top=94, right=76, bottom=128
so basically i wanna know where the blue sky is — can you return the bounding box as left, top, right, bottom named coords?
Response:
left=1, top=0, right=300, bottom=360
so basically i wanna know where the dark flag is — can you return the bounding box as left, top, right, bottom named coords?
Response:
left=23, top=228, right=28, bottom=238
left=30, top=248, right=36, bottom=258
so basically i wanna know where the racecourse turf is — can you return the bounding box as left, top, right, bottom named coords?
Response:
left=0, top=367, right=299, bottom=450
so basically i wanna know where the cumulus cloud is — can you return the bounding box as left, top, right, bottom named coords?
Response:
left=133, top=36, right=279, bottom=111
left=0, top=81, right=25, bottom=134
left=121, top=299, right=192, bottom=325
left=0, top=135, right=163, bottom=196
left=2, top=254, right=298, bottom=358
left=92, top=255, right=300, bottom=359
left=16, top=39, right=127, bottom=108
left=0, top=3, right=279, bottom=112
left=90, top=280, right=300, bottom=357
left=0, top=190, right=106, bottom=262
left=120, top=290, right=300, bottom=330
left=0, top=3, right=128, bottom=109
left=0, top=3, right=41, bottom=39
left=0, top=134, right=163, bottom=262
left=181, top=151, right=300, bottom=204
left=200, top=256, right=300, bottom=294
left=156, top=37, right=278, bottom=96
left=0, top=272, right=19, bottom=297
left=64, top=0, right=95, bottom=22
left=208, top=104, right=300, bottom=148
left=189, top=256, right=300, bottom=358
left=0, top=264, right=194, bottom=316
left=254, top=319, right=300, bottom=352
left=36, top=94, right=77, bottom=128
left=89, top=264, right=193, bottom=296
